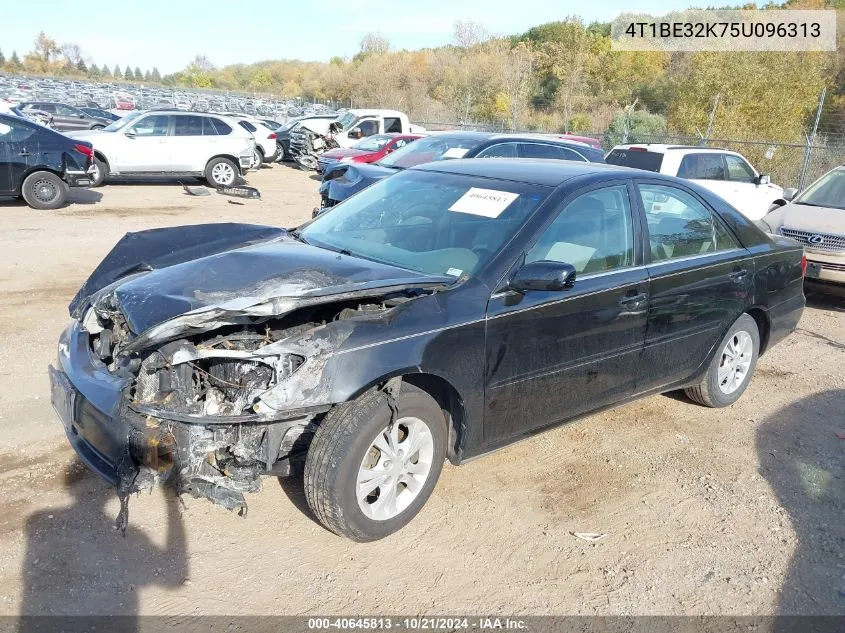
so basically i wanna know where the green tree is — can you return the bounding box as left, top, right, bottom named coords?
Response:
left=76, top=58, right=87, bottom=73
left=0, top=49, right=5, bottom=67
left=151, top=67, right=161, bottom=82
left=134, top=66, right=143, bottom=80
left=113, top=64, right=121, bottom=79
left=124, top=65, right=133, bottom=80
left=144, top=70, right=151, bottom=82
left=605, top=109, right=667, bottom=145
left=9, top=50, right=22, bottom=70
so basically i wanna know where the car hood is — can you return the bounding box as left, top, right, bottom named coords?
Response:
left=65, top=129, right=107, bottom=140
left=345, top=162, right=397, bottom=181
left=73, top=223, right=451, bottom=352
left=763, top=201, right=845, bottom=234
left=321, top=148, right=369, bottom=160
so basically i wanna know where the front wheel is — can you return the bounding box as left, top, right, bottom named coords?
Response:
left=204, top=157, right=239, bottom=187
left=685, top=313, right=760, bottom=407
left=21, top=171, right=69, bottom=210
left=304, top=383, right=447, bottom=541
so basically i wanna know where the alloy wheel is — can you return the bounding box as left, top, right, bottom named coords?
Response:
left=717, top=330, right=753, bottom=394
left=356, top=417, right=434, bottom=521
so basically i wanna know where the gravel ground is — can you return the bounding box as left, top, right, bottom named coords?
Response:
left=0, top=164, right=842, bottom=617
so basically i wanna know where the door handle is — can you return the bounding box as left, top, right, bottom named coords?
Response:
left=18, top=151, right=31, bottom=157
left=729, top=268, right=748, bottom=282
left=619, top=292, right=648, bottom=311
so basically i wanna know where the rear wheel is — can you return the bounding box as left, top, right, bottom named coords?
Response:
left=91, top=124, right=105, bottom=130
left=685, top=313, right=760, bottom=407
left=21, top=171, right=68, bottom=210
left=304, top=383, right=447, bottom=541
left=204, top=157, right=238, bottom=187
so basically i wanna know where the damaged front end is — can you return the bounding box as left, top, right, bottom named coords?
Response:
left=53, top=225, right=451, bottom=526
left=290, top=121, right=341, bottom=171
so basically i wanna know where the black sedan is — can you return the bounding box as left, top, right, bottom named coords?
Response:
left=317, top=131, right=607, bottom=211
left=50, top=160, right=805, bottom=540
left=0, top=113, right=94, bottom=209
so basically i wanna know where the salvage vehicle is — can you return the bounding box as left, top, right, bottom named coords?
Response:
left=19, top=101, right=111, bottom=131
left=318, top=131, right=606, bottom=210
left=290, top=109, right=423, bottom=169
left=275, top=114, right=338, bottom=162
left=0, top=112, right=94, bottom=209
left=51, top=159, right=805, bottom=541
left=67, top=111, right=257, bottom=187
left=605, top=145, right=786, bottom=221
left=758, top=165, right=845, bottom=288
left=316, top=133, right=422, bottom=173
left=80, top=107, right=121, bottom=122
left=229, top=116, right=280, bottom=163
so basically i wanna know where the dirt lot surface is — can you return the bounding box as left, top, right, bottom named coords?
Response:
left=0, top=164, right=842, bottom=617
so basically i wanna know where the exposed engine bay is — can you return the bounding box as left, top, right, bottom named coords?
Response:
left=83, top=291, right=420, bottom=524
left=290, top=120, right=342, bottom=170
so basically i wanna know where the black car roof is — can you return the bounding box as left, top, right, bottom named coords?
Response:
left=411, top=158, right=638, bottom=187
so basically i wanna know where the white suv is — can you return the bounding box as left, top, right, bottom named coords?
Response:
left=606, top=144, right=786, bottom=220
left=68, top=111, right=257, bottom=187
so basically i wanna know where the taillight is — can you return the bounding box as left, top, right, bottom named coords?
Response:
left=801, top=253, right=807, bottom=276
left=268, top=133, right=276, bottom=139
left=73, top=143, right=93, bottom=158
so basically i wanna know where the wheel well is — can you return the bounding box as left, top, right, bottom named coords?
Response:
left=746, top=307, right=771, bottom=355
left=207, top=154, right=242, bottom=174
left=770, top=199, right=787, bottom=209
left=93, top=151, right=109, bottom=167
left=401, top=373, right=466, bottom=465
left=18, top=167, right=63, bottom=192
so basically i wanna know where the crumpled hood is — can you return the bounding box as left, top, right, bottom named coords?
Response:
left=111, top=239, right=443, bottom=336
left=765, top=201, right=845, bottom=234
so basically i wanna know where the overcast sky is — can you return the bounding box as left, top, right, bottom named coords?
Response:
left=3, top=0, right=740, bottom=74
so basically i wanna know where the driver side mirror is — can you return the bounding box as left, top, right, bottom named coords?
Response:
left=124, top=131, right=136, bottom=138
left=509, top=260, right=577, bottom=292
left=782, top=187, right=798, bottom=201
left=757, top=174, right=771, bottom=185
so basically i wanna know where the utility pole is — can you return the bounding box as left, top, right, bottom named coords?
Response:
left=799, top=86, right=827, bottom=189
left=703, top=92, right=721, bottom=146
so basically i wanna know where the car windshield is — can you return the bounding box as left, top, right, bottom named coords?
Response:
left=378, top=135, right=483, bottom=169
left=354, top=134, right=392, bottom=151
left=103, top=111, right=141, bottom=132
left=793, top=169, right=845, bottom=210
left=300, top=169, right=550, bottom=277
left=334, top=112, right=358, bottom=131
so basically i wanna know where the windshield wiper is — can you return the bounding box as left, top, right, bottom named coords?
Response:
left=287, top=228, right=311, bottom=245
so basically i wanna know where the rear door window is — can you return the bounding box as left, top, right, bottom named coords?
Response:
left=173, top=115, right=204, bottom=136
left=238, top=120, right=257, bottom=133
left=677, top=153, right=727, bottom=180
left=519, top=143, right=566, bottom=159
left=475, top=142, right=519, bottom=158
left=128, top=115, right=171, bottom=137
left=605, top=149, right=663, bottom=172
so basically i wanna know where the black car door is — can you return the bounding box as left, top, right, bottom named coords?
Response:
left=633, top=180, right=752, bottom=392
left=483, top=181, right=649, bottom=445
left=0, top=117, right=37, bottom=195
left=0, top=120, right=12, bottom=195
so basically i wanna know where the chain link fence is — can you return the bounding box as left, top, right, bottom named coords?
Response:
left=416, top=121, right=845, bottom=190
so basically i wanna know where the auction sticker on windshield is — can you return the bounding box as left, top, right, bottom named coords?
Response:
left=442, top=147, right=470, bottom=159
left=449, top=188, right=519, bottom=218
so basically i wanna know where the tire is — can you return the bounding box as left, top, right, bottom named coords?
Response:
left=304, top=383, right=447, bottom=541
left=91, top=124, right=105, bottom=130
left=204, top=157, right=239, bottom=187
left=90, top=157, right=107, bottom=187
left=685, top=313, right=760, bottom=408
left=21, top=171, right=69, bottom=210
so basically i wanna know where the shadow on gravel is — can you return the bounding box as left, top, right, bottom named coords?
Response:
left=67, top=189, right=104, bottom=205
left=804, top=283, right=845, bottom=313
left=277, top=475, right=323, bottom=529
left=19, top=461, right=188, bottom=630
left=756, top=389, right=845, bottom=616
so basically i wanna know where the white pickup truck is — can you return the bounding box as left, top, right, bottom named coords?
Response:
left=289, top=109, right=424, bottom=168
left=606, top=144, right=787, bottom=221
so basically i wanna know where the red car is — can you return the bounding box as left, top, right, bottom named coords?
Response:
left=551, top=134, right=602, bottom=150
left=317, top=133, right=422, bottom=173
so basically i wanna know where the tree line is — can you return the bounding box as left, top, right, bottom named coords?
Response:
left=0, top=32, right=161, bottom=83
left=2, top=0, right=843, bottom=144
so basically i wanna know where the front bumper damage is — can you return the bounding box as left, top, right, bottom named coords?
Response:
left=50, top=321, right=326, bottom=527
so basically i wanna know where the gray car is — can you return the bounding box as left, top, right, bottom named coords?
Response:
left=19, top=102, right=111, bottom=132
